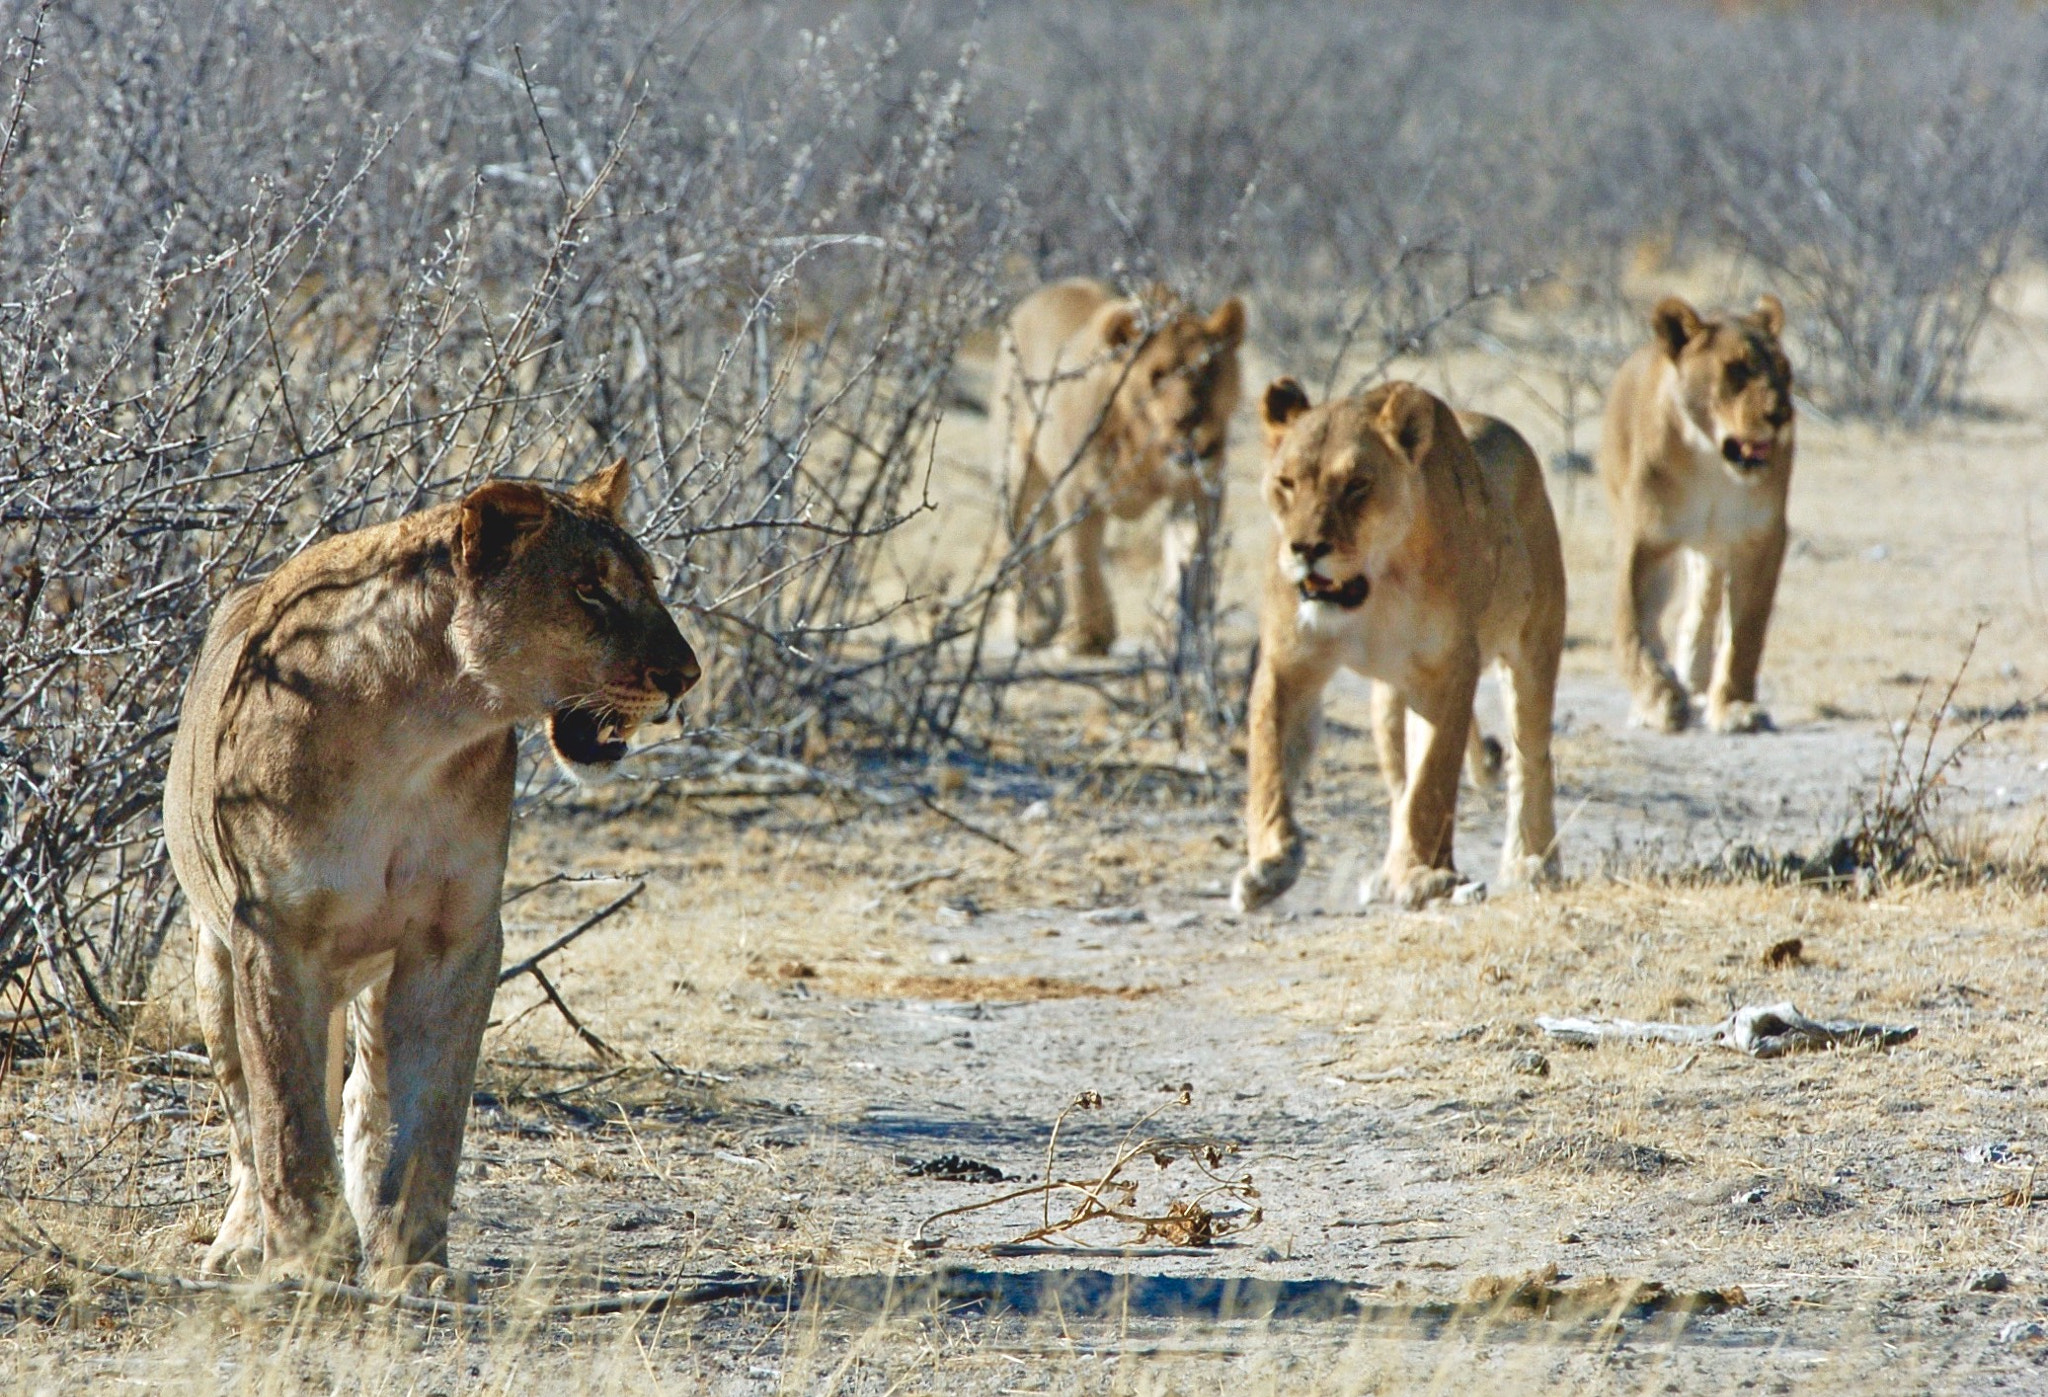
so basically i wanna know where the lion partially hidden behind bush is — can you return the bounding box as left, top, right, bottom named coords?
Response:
left=991, top=278, right=1245, bottom=656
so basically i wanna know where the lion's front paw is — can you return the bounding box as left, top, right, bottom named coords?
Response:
left=200, top=1232, right=264, bottom=1279
left=1498, top=852, right=1560, bottom=891
left=1628, top=680, right=1691, bottom=733
left=1231, top=845, right=1305, bottom=913
left=1705, top=699, right=1773, bottom=735
left=370, top=1261, right=479, bottom=1305
left=200, top=1185, right=265, bottom=1278
left=1360, top=864, right=1460, bottom=910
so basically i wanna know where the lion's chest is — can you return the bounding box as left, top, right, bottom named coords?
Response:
left=1306, top=571, right=1462, bottom=688
left=258, top=731, right=514, bottom=964
left=1658, top=449, right=1782, bottom=550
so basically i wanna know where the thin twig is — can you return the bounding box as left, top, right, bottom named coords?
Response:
left=523, top=966, right=620, bottom=1062
left=916, top=794, right=1021, bottom=857
left=497, top=882, right=646, bottom=985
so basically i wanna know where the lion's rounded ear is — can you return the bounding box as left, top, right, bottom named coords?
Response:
left=1207, top=297, right=1247, bottom=349
left=1750, top=293, right=1785, bottom=338
left=1098, top=304, right=1143, bottom=351
left=1261, top=377, right=1311, bottom=435
left=1375, top=382, right=1437, bottom=465
left=1651, top=296, right=1704, bottom=360
left=569, top=457, right=632, bottom=521
left=458, top=481, right=552, bottom=578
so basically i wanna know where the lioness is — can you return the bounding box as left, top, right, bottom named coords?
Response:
left=1232, top=380, right=1565, bottom=912
left=992, top=278, right=1245, bottom=654
left=1600, top=293, right=1794, bottom=733
left=164, top=462, right=697, bottom=1288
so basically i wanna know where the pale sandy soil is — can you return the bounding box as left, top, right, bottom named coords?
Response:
left=6, top=281, right=2048, bottom=1393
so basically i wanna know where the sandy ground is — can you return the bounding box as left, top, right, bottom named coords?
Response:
left=7, top=285, right=2048, bottom=1392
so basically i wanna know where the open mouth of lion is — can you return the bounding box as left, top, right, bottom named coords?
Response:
left=1722, top=438, right=1774, bottom=470
left=548, top=704, right=631, bottom=767
left=1298, top=573, right=1370, bottom=609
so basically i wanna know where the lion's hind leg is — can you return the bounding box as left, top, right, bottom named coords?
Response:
left=1495, top=641, right=1562, bottom=889
left=1007, top=457, right=1065, bottom=649
left=340, top=970, right=392, bottom=1264
left=1616, top=539, right=1689, bottom=731
left=1464, top=709, right=1504, bottom=794
left=196, top=924, right=264, bottom=1277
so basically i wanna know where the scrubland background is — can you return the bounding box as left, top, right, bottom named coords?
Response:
left=4, top=1, right=2048, bottom=1391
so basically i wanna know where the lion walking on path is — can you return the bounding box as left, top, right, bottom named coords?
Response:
left=991, top=278, right=1245, bottom=655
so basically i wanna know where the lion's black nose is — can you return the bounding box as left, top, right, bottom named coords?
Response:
left=1292, top=541, right=1332, bottom=563
left=648, top=640, right=701, bottom=699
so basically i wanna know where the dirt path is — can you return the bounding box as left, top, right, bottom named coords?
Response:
left=450, top=684, right=2042, bottom=1390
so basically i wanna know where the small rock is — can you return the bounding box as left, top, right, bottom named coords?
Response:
left=1451, top=881, right=1487, bottom=907
left=1019, top=799, right=1053, bottom=823
left=1157, top=911, right=1202, bottom=931
left=1966, top=1269, right=2010, bottom=1294
left=1965, top=1143, right=2018, bottom=1166
left=935, top=900, right=979, bottom=926
left=2000, top=662, right=2022, bottom=680
left=1998, top=1319, right=2047, bottom=1345
left=1080, top=906, right=1147, bottom=926
left=929, top=947, right=971, bottom=965
left=1255, top=1245, right=1285, bottom=1262
left=1866, top=543, right=1890, bottom=562
left=1509, top=1049, right=1551, bottom=1077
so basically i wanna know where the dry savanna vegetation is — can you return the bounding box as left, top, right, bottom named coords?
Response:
left=4, top=0, right=2048, bottom=1391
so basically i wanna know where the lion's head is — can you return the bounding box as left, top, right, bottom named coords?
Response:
left=1258, top=377, right=1441, bottom=623
left=451, top=461, right=698, bottom=780
left=1654, top=293, right=1794, bottom=479
left=1094, top=291, right=1246, bottom=481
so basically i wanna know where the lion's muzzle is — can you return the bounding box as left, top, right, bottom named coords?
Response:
left=1721, top=436, right=1775, bottom=472
left=548, top=704, right=633, bottom=768
left=1298, top=573, right=1370, bottom=609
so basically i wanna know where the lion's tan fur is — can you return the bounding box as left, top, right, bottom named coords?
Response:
left=991, top=278, right=1245, bottom=654
left=1599, top=293, right=1795, bottom=733
left=164, top=464, right=696, bottom=1288
left=1233, top=380, right=1565, bottom=912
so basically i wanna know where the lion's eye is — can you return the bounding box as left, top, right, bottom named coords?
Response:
left=1346, top=477, right=1372, bottom=501
left=1725, top=363, right=1750, bottom=390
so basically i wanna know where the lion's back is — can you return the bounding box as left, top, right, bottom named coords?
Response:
left=164, top=582, right=266, bottom=937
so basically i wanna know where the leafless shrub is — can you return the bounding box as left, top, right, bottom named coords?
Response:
left=0, top=3, right=1015, bottom=1025
left=1694, top=12, right=2048, bottom=420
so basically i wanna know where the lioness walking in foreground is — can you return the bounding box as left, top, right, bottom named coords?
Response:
left=991, top=278, right=1245, bottom=655
left=1233, top=380, right=1565, bottom=912
left=165, top=463, right=697, bottom=1289
left=1600, top=294, right=1794, bottom=733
